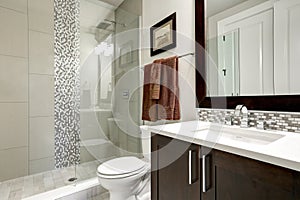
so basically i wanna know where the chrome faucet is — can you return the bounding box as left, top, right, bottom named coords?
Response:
left=235, top=105, right=249, bottom=128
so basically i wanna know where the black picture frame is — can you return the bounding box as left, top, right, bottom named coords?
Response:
left=150, top=12, right=177, bottom=57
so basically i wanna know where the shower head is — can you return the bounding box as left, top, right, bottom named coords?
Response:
left=96, top=19, right=126, bottom=31
left=104, top=19, right=127, bottom=27
left=95, top=18, right=126, bottom=43
left=97, top=22, right=112, bottom=30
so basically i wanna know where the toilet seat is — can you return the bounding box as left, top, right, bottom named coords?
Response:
left=97, top=157, right=147, bottom=179
left=98, top=165, right=148, bottom=179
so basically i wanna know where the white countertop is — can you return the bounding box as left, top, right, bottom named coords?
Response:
left=140, top=121, right=300, bottom=172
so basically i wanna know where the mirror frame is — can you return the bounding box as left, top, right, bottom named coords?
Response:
left=195, top=0, right=300, bottom=112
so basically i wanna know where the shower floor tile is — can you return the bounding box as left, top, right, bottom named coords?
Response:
left=0, top=158, right=113, bottom=200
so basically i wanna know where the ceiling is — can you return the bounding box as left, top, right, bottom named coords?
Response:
left=98, top=0, right=124, bottom=7
left=207, top=0, right=249, bottom=17
left=80, top=0, right=121, bottom=30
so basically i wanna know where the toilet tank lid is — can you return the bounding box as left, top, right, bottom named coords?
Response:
left=97, top=156, right=146, bottom=175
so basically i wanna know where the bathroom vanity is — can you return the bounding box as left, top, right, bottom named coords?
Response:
left=145, top=0, right=300, bottom=198
left=141, top=121, right=300, bottom=200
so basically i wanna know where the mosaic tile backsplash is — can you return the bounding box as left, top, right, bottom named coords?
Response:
left=198, top=108, right=300, bottom=133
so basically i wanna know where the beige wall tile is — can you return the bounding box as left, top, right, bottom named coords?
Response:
left=0, top=103, right=28, bottom=150
left=29, top=74, right=54, bottom=117
left=29, top=157, right=54, bottom=175
left=129, top=100, right=140, bottom=124
left=29, top=116, right=54, bottom=160
left=0, top=7, right=28, bottom=57
left=127, top=135, right=141, bottom=154
left=0, top=147, right=28, bottom=181
left=0, top=0, right=27, bottom=13
left=80, top=110, right=112, bottom=140
left=80, top=146, right=96, bottom=163
left=28, top=0, right=54, bottom=34
left=96, top=110, right=112, bottom=138
left=29, top=31, right=54, bottom=75
left=81, top=143, right=120, bottom=162
left=0, top=55, right=28, bottom=102
left=118, top=130, right=127, bottom=150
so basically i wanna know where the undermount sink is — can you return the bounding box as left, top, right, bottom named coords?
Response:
left=195, top=125, right=285, bottom=145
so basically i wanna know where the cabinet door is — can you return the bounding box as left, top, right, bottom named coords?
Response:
left=151, top=135, right=200, bottom=200
left=218, top=2, right=274, bottom=96
left=213, top=150, right=295, bottom=200
left=274, top=0, right=300, bottom=94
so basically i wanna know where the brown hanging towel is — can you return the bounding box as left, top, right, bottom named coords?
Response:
left=157, top=56, right=181, bottom=120
left=142, top=59, right=163, bottom=121
left=142, top=56, right=181, bottom=121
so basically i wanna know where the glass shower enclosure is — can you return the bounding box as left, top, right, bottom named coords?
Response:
left=77, top=0, right=143, bottom=183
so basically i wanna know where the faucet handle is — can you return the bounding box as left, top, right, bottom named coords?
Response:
left=224, top=115, right=234, bottom=126
left=257, top=120, right=267, bottom=130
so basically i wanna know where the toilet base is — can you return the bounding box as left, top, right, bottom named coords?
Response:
left=108, top=179, right=150, bottom=200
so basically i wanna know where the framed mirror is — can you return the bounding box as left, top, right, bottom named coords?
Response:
left=195, top=0, right=300, bottom=112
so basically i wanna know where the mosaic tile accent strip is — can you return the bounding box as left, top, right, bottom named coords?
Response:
left=54, top=0, right=81, bottom=168
left=198, top=108, right=300, bottom=133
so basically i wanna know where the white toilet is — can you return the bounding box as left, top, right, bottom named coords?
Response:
left=97, top=156, right=150, bottom=200
left=97, top=130, right=151, bottom=200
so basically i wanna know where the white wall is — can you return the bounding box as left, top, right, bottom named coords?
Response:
left=142, top=0, right=197, bottom=122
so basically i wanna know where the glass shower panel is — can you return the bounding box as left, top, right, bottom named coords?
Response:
left=78, top=0, right=142, bottom=183
left=79, top=0, right=116, bottom=181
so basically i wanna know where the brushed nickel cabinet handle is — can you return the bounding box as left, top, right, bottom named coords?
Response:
left=188, top=150, right=192, bottom=185
left=202, top=155, right=207, bottom=193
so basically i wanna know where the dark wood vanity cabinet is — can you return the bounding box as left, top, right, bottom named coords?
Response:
left=151, top=134, right=201, bottom=200
left=152, top=134, right=300, bottom=200
left=209, top=150, right=300, bottom=200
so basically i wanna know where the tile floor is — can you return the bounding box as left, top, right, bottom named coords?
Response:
left=0, top=158, right=113, bottom=200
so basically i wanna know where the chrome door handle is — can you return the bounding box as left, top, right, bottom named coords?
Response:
left=202, top=155, right=206, bottom=193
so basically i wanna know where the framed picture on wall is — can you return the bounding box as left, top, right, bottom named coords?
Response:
left=150, top=12, right=177, bottom=57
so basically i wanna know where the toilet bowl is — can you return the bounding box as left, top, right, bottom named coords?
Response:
left=97, top=156, right=150, bottom=200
